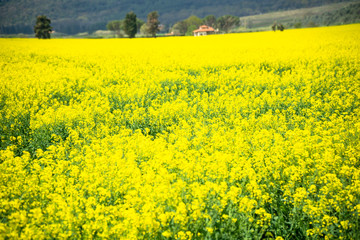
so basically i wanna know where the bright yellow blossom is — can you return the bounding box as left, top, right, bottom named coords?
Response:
left=0, top=24, right=359, bottom=239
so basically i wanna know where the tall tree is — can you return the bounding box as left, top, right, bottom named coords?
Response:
left=216, top=15, right=240, bottom=33
left=34, top=15, right=52, bottom=39
left=124, top=11, right=137, bottom=38
left=146, top=11, right=160, bottom=37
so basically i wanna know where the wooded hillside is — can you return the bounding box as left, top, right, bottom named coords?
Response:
left=0, top=0, right=354, bottom=34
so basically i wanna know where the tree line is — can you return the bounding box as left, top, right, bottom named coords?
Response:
left=106, top=13, right=241, bottom=37
left=106, top=11, right=159, bottom=38
left=171, top=15, right=240, bottom=35
left=34, top=12, right=241, bottom=39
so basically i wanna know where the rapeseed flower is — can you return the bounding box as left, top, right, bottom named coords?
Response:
left=0, top=24, right=359, bottom=239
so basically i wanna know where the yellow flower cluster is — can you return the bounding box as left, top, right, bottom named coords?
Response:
left=1, top=24, right=359, bottom=239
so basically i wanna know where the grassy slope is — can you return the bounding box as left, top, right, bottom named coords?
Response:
left=238, top=1, right=360, bottom=31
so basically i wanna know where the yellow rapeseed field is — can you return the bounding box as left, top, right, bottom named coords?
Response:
left=0, top=24, right=359, bottom=239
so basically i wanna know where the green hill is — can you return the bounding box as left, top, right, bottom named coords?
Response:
left=239, top=1, right=360, bottom=31
left=0, top=0, right=356, bottom=34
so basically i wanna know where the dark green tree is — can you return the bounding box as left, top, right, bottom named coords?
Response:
left=34, top=15, right=52, bottom=39
left=216, top=15, right=240, bottom=33
left=172, top=20, right=188, bottom=35
left=203, top=15, right=217, bottom=27
left=124, top=11, right=137, bottom=38
left=185, top=25, right=197, bottom=36
left=146, top=11, right=160, bottom=37
left=106, top=20, right=123, bottom=37
left=277, top=23, right=285, bottom=31
left=272, top=23, right=277, bottom=31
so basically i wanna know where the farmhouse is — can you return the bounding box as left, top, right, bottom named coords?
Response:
left=193, top=25, right=215, bottom=36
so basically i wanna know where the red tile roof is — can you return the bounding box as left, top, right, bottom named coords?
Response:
left=193, top=25, right=215, bottom=33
